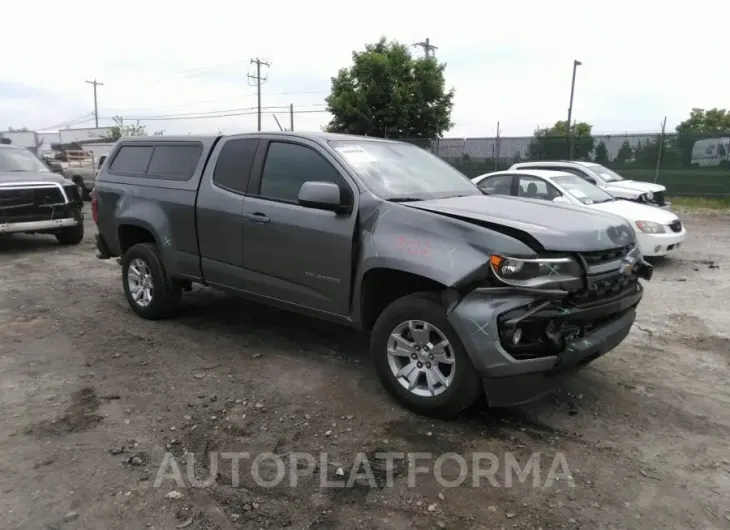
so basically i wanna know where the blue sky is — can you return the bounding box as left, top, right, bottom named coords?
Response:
left=1, top=0, right=726, bottom=138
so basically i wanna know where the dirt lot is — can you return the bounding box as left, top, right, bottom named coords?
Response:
left=1, top=206, right=729, bottom=530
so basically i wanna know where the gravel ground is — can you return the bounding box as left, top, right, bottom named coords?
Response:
left=1, top=205, right=729, bottom=530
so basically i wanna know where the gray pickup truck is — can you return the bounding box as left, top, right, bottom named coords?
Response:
left=93, top=132, right=653, bottom=417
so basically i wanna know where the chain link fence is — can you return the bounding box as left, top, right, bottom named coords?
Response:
left=405, top=133, right=730, bottom=196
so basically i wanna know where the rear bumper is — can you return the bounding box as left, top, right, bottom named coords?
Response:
left=447, top=278, right=646, bottom=407
left=0, top=217, right=79, bottom=234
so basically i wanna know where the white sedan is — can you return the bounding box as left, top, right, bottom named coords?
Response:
left=473, top=169, right=686, bottom=258
left=509, top=161, right=670, bottom=209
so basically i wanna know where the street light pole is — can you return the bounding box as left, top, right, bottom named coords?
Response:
left=566, top=59, right=582, bottom=160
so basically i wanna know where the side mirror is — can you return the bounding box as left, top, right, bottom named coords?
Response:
left=553, top=196, right=569, bottom=204
left=298, top=181, right=349, bottom=213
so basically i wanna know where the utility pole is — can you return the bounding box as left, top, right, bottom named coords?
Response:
left=289, top=103, right=294, bottom=131
left=654, top=116, right=667, bottom=183
left=247, top=58, right=270, bottom=131
left=412, top=38, right=438, bottom=58
left=566, top=60, right=581, bottom=160
left=85, top=79, right=104, bottom=128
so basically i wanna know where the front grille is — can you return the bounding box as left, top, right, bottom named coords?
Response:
left=578, top=244, right=633, bottom=267
left=669, top=219, right=682, bottom=233
left=653, top=191, right=666, bottom=206
left=574, top=274, right=639, bottom=304
left=0, top=186, right=67, bottom=223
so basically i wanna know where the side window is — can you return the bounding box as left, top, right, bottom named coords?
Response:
left=559, top=166, right=596, bottom=184
left=517, top=176, right=560, bottom=200
left=478, top=175, right=512, bottom=195
left=109, top=145, right=153, bottom=175
left=146, top=143, right=203, bottom=180
left=259, top=142, right=343, bottom=203
left=213, top=138, right=259, bottom=193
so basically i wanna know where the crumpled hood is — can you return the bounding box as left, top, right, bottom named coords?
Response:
left=605, top=180, right=665, bottom=194
left=405, top=195, right=636, bottom=252
left=0, top=171, right=71, bottom=186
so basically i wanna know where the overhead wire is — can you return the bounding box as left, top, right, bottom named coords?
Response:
left=37, top=113, right=96, bottom=131
left=109, top=91, right=328, bottom=113
left=100, top=109, right=329, bottom=122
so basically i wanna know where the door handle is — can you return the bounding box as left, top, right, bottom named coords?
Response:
left=242, top=212, right=270, bottom=224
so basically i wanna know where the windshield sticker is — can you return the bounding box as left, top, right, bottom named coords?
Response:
left=569, top=188, right=588, bottom=198
left=335, top=145, right=378, bottom=165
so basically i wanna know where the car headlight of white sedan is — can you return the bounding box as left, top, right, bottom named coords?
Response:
left=635, top=220, right=666, bottom=234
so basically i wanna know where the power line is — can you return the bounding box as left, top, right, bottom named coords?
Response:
left=120, top=103, right=324, bottom=121
left=247, top=58, right=270, bottom=132
left=85, top=79, right=104, bottom=127
left=122, top=105, right=284, bottom=120
left=100, top=109, right=328, bottom=122
left=105, top=91, right=328, bottom=113
left=38, top=112, right=95, bottom=131
left=136, top=59, right=250, bottom=84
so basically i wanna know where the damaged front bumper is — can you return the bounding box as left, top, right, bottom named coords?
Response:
left=447, top=260, right=653, bottom=407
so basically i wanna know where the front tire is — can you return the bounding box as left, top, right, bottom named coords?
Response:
left=371, top=292, right=483, bottom=418
left=121, top=243, right=181, bottom=320
left=55, top=222, right=84, bottom=245
left=72, top=177, right=88, bottom=201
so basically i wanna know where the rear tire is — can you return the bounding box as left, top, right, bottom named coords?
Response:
left=55, top=222, right=84, bottom=245
left=370, top=292, right=483, bottom=418
left=121, top=242, right=181, bottom=320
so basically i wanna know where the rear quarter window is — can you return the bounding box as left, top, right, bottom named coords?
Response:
left=146, top=144, right=203, bottom=180
left=107, top=142, right=202, bottom=180
left=108, top=145, right=153, bottom=175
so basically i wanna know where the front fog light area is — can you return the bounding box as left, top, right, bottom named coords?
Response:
left=499, top=313, right=582, bottom=360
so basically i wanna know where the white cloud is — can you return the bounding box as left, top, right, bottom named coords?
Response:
left=1, top=0, right=726, bottom=137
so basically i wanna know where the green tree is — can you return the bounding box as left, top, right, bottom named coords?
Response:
left=325, top=37, right=454, bottom=138
left=7, top=126, right=30, bottom=132
left=675, top=108, right=730, bottom=167
left=632, top=135, right=683, bottom=169
left=615, top=140, right=633, bottom=165
left=676, top=108, right=730, bottom=134
left=527, top=120, right=594, bottom=160
left=594, top=141, right=609, bottom=164
left=105, top=116, right=163, bottom=140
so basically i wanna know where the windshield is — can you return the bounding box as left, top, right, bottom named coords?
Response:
left=583, top=163, right=624, bottom=182
left=0, top=147, right=51, bottom=173
left=553, top=174, right=615, bottom=204
left=328, top=140, right=482, bottom=200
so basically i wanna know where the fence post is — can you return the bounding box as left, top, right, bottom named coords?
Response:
left=654, top=116, right=667, bottom=184
left=494, top=121, right=501, bottom=170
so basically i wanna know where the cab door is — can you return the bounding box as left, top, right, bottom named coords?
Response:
left=239, top=138, right=358, bottom=316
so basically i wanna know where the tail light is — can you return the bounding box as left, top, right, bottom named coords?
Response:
left=91, top=189, right=99, bottom=224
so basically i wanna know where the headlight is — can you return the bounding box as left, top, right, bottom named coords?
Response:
left=634, top=220, right=666, bottom=234
left=489, top=255, right=582, bottom=288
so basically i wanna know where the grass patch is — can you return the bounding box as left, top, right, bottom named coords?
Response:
left=668, top=196, right=730, bottom=210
